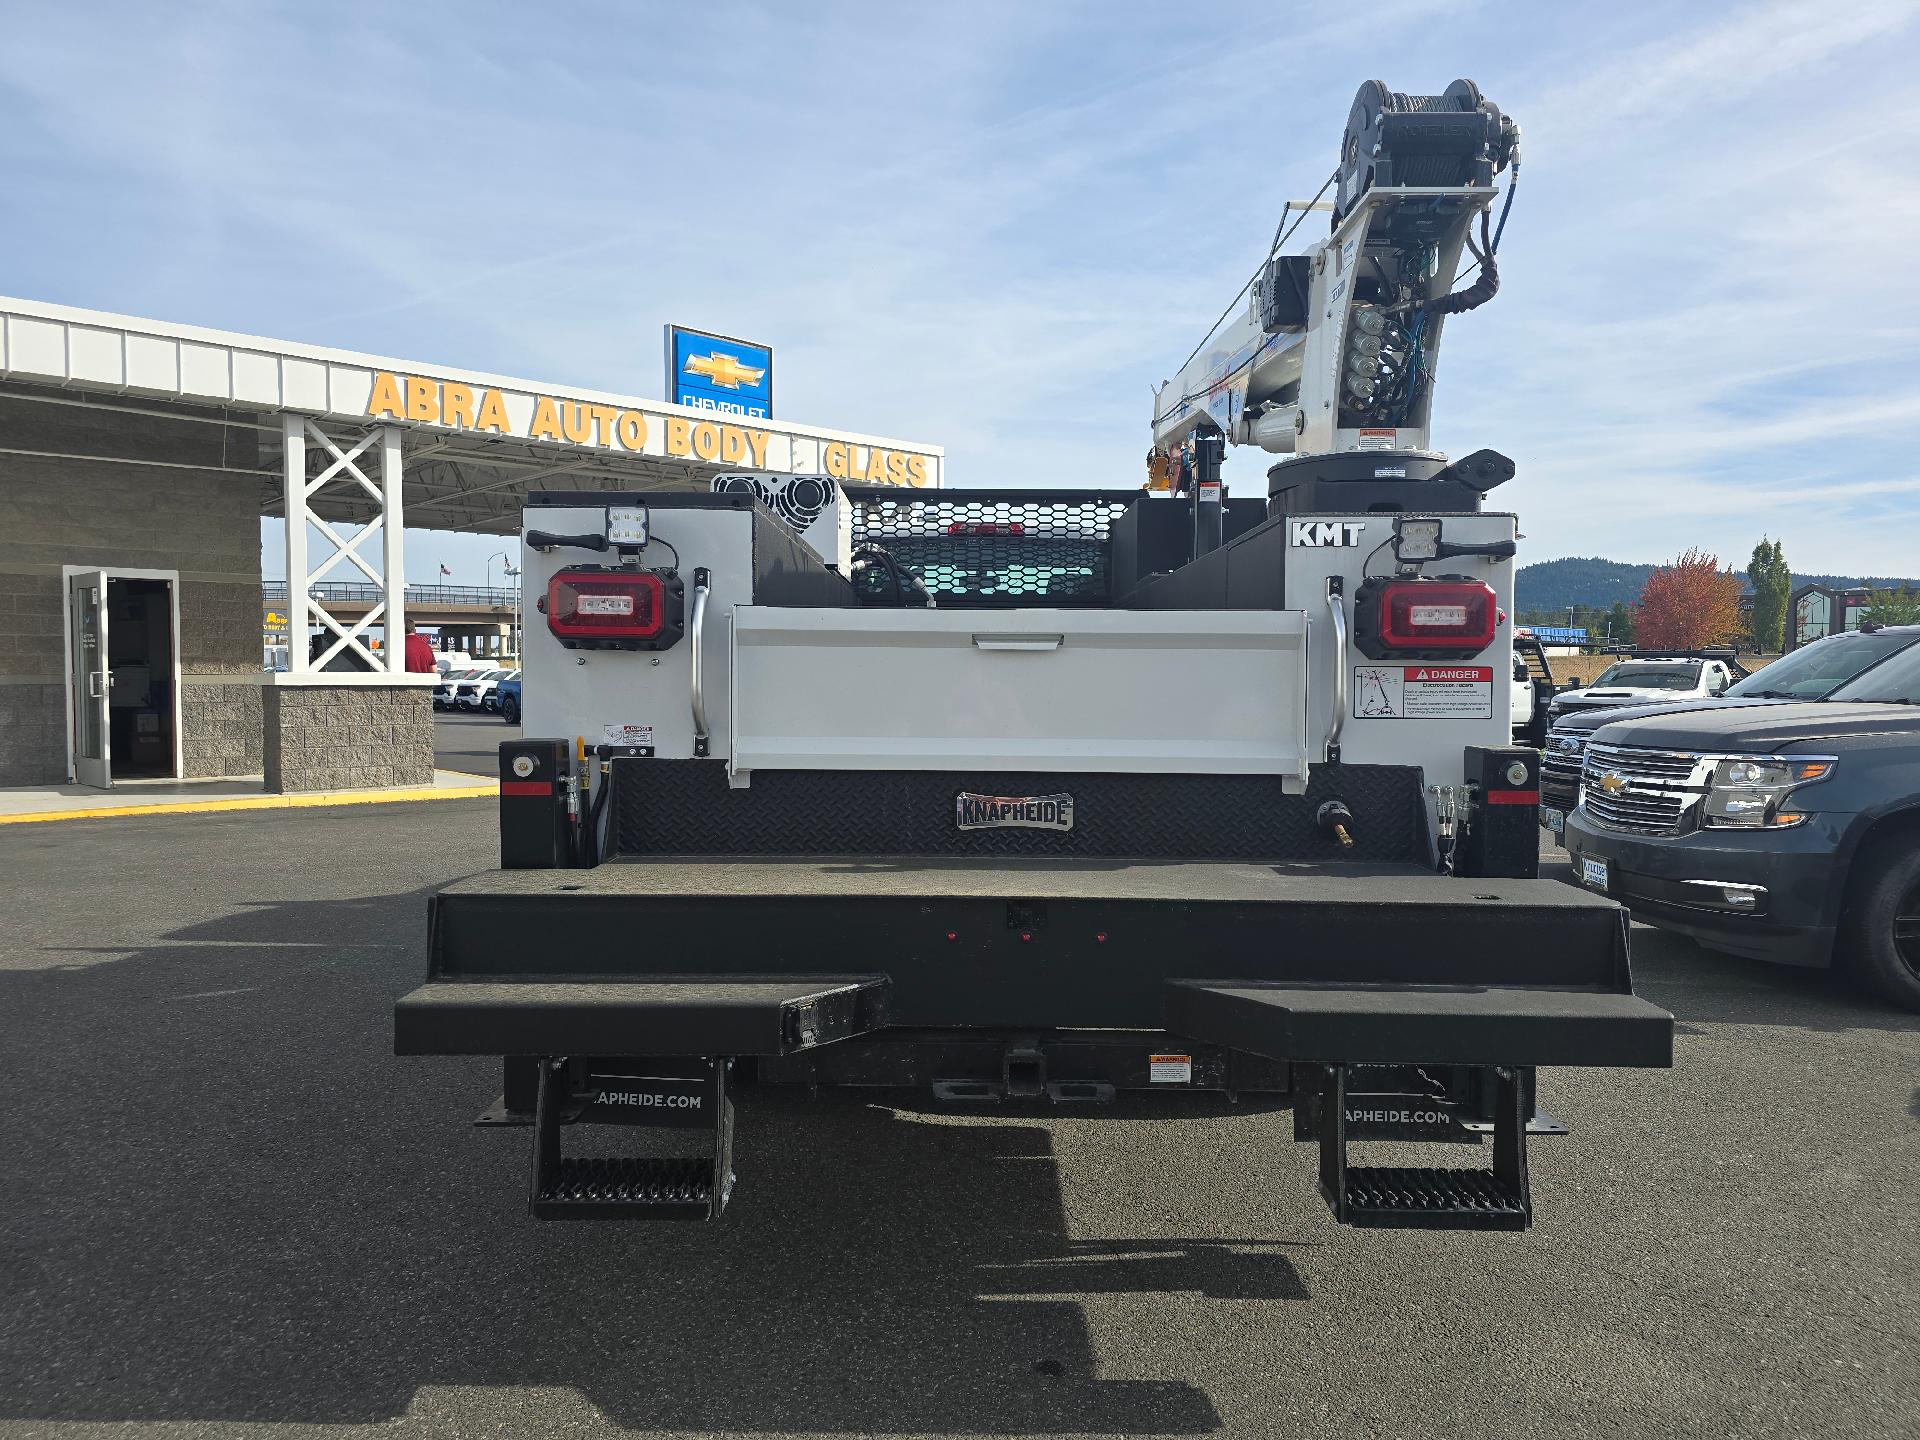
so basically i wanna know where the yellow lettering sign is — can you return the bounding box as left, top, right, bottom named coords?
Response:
left=907, top=454, right=928, bottom=486
left=691, top=421, right=720, bottom=461
left=823, top=441, right=848, bottom=479
left=368, top=372, right=405, bottom=420
left=746, top=429, right=769, bottom=468
left=560, top=400, right=591, bottom=445
left=616, top=410, right=647, bottom=451
left=405, top=376, right=439, bottom=424
left=475, top=388, right=511, bottom=434
left=530, top=396, right=563, bottom=441
left=666, top=417, right=693, bottom=457
left=588, top=403, right=620, bottom=448
left=443, top=382, right=476, bottom=430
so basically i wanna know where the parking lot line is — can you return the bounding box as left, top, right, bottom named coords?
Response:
left=0, top=780, right=492, bottom=825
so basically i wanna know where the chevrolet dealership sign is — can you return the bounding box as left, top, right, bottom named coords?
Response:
left=667, top=325, right=772, bottom=420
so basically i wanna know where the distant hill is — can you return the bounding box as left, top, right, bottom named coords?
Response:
left=1515, top=557, right=1920, bottom=613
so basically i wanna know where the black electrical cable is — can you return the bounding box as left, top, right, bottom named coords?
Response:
left=1421, top=210, right=1498, bottom=318
left=644, top=534, right=681, bottom=572
left=1490, top=152, right=1519, bottom=254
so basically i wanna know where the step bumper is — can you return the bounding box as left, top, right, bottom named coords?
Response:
left=393, top=975, right=891, bottom=1057
left=1165, top=981, right=1673, bottom=1069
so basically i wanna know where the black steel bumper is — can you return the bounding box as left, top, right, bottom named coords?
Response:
left=394, top=858, right=1671, bottom=1070
left=1564, top=809, right=1841, bottom=968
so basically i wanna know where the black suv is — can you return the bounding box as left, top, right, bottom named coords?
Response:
left=1563, top=634, right=1920, bottom=1009
left=1540, top=627, right=1920, bottom=825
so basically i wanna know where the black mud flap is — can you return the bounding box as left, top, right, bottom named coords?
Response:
left=1164, top=980, right=1673, bottom=1230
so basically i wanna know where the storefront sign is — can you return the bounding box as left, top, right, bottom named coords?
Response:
left=666, top=326, right=772, bottom=419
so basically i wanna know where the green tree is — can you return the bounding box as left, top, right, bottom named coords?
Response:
left=1866, top=586, right=1920, bottom=626
left=1606, top=601, right=1634, bottom=645
left=1747, top=537, right=1791, bottom=652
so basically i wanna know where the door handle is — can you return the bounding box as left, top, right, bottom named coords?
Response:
left=86, top=672, right=106, bottom=699
left=971, top=635, right=1063, bottom=651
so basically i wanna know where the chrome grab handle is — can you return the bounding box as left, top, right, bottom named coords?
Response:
left=689, top=567, right=711, bottom=758
left=1325, top=587, right=1348, bottom=760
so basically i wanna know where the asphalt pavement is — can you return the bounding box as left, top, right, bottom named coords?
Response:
left=434, top=709, right=517, bottom=777
left=1, top=806, right=1915, bottom=1440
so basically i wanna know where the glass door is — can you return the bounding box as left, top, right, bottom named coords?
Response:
left=68, top=569, right=111, bottom=788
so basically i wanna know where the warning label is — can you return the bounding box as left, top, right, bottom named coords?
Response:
left=1356, top=426, right=1397, bottom=451
left=603, top=723, right=654, bottom=746
left=1149, top=1054, right=1193, bottom=1084
left=1353, top=665, right=1494, bottom=720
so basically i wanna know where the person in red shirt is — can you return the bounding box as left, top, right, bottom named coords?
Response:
left=403, top=623, right=438, bottom=674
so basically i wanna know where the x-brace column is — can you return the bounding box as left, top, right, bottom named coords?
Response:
left=282, top=414, right=406, bottom=675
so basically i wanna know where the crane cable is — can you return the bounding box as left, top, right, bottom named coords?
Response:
left=1171, top=168, right=1338, bottom=378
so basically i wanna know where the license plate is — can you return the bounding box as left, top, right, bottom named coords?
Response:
left=1580, top=856, right=1610, bottom=891
left=1541, top=806, right=1566, bottom=834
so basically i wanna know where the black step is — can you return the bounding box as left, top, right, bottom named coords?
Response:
left=529, top=1058, right=735, bottom=1221
left=1316, top=1063, right=1534, bottom=1231
left=1335, top=1166, right=1529, bottom=1230
left=532, top=1157, right=719, bottom=1220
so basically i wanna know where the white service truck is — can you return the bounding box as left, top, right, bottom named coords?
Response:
left=394, top=80, right=1670, bottom=1233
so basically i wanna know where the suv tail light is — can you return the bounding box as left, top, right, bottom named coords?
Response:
left=541, top=567, right=685, bottom=650
left=1354, top=577, right=1498, bottom=658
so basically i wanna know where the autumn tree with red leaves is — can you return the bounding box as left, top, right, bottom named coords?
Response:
left=1633, top=549, right=1744, bottom=649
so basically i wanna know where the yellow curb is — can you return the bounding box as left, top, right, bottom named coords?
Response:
left=0, top=783, right=494, bottom=825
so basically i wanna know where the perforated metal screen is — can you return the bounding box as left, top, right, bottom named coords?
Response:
left=842, top=487, right=1136, bottom=607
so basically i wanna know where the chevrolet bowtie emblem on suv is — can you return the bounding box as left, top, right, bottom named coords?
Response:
left=1597, top=772, right=1628, bottom=795
left=683, top=352, right=766, bottom=390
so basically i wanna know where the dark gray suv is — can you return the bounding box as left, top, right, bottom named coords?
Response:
left=1540, top=626, right=1920, bottom=825
left=1564, top=637, right=1920, bottom=1009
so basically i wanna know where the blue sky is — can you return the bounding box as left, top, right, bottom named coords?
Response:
left=4, top=0, right=1918, bottom=580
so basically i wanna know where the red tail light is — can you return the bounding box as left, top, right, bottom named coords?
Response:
left=947, top=521, right=1025, bottom=536
left=542, top=567, right=685, bottom=650
left=1354, top=577, right=1497, bottom=659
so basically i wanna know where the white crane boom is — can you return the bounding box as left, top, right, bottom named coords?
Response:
left=1152, top=80, right=1518, bottom=480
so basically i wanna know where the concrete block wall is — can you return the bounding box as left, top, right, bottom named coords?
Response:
left=263, top=684, right=435, bottom=793
left=0, top=396, right=264, bottom=785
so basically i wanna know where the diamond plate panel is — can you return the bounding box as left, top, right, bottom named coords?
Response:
left=612, top=763, right=1428, bottom=864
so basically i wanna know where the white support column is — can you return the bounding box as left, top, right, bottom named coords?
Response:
left=380, top=425, right=406, bottom=673
left=282, top=413, right=312, bottom=675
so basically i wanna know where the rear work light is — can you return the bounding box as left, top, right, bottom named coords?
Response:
left=1353, top=576, right=1498, bottom=659
left=540, top=566, right=685, bottom=650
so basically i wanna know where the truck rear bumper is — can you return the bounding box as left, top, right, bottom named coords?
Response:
left=397, top=857, right=1667, bottom=1070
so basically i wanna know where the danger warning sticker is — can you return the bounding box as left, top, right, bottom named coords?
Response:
left=1353, top=665, right=1494, bottom=720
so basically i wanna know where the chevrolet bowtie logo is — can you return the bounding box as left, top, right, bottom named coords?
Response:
left=1598, top=772, right=1628, bottom=795
left=683, top=352, right=766, bottom=390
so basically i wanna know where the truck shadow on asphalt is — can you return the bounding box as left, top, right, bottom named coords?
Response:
left=0, top=887, right=1316, bottom=1434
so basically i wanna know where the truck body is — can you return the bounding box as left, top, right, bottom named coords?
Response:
left=393, top=80, right=1672, bottom=1233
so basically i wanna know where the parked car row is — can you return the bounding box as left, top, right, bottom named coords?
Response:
left=431, top=667, right=519, bottom=715
left=1538, top=626, right=1920, bottom=1010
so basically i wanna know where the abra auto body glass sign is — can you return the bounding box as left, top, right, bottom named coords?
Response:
left=667, top=325, right=772, bottom=420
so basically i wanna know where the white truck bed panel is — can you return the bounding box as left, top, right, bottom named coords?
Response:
left=728, top=607, right=1308, bottom=780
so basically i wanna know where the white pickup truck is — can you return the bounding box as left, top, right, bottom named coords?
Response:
left=1547, top=654, right=1746, bottom=725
